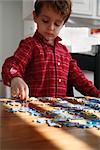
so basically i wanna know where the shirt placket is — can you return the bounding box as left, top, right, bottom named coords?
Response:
left=53, top=47, right=58, bottom=97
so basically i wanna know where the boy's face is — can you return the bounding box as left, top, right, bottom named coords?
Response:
left=33, top=5, right=65, bottom=43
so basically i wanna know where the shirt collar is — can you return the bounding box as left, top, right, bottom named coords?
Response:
left=33, top=30, right=62, bottom=45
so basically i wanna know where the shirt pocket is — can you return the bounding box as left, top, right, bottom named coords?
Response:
left=33, top=50, right=46, bottom=71
left=61, top=55, right=70, bottom=72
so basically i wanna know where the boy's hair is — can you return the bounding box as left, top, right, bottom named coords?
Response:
left=34, top=0, right=72, bottom=23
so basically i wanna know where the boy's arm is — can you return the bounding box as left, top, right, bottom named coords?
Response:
left=69, top=59, right=100, bottom=98
left=1, top=38, right=33, bottom=86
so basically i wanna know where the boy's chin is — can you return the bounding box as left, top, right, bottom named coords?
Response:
left=45, top=36, right=55, bottom=41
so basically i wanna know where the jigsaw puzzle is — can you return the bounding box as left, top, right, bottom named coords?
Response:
left=0, top=97, right=100, bottom=129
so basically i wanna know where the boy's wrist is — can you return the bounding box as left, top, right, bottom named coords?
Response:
left=10, top=76, right=22, bottom=85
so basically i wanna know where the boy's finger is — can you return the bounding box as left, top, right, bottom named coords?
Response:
left=19, top=87, right=25, bottom=100
left=25, top=86, right=29, bottom=99
left=11, top=88, right=18, bottom=98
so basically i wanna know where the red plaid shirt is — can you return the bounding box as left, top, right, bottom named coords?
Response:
left=2, top=30, right=100, bottom=97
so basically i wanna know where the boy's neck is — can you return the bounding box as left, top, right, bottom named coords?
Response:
left=47, top=40, right=54, bottom=46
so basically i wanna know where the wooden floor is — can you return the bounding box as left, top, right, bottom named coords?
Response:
left=0, top=99, right=100, bottom=150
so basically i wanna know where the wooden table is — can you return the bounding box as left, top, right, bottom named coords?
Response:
left=0, top=98, right=100, bottom=150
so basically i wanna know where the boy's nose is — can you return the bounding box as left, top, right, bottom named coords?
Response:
left=48, top=23, right=55, bottom=31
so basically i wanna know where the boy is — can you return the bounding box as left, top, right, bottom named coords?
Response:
left=2, top=0, right=100, bottom=99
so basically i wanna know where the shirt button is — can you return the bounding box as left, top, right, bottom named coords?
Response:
left=59, top=79, right=62, bottom=82
left=58, top=62, right=60, bottom=66
left=10, top=67, right=17, bottom=75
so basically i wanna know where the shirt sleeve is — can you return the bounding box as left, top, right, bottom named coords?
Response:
left=68, top=58, right=100, bottom=97
left=1, top=38, right=33, bottom=86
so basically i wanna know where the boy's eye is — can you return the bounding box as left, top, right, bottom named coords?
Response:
left=42, top=19, right=61, bottom=27
left=55, top=23, right=60, bottom=27
left=42, top=20, right=49, bottom=23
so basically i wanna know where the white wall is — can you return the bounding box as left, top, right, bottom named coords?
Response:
left=0, top=0, right=24, bottom=97
left=59, top=26, right=100, bottom=53
left=24, top=20, right=36, bottom=37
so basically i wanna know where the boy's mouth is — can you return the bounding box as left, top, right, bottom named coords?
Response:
left=45, top=32, right=54, bottom=37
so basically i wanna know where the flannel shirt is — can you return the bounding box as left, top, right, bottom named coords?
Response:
left=2, top=30, right=100, bottom=97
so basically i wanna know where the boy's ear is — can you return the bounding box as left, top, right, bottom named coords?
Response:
left=33, top=11, right=37, bottom=22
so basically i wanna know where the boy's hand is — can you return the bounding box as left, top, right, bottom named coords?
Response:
left=11, top=77, right=29, bottom=100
